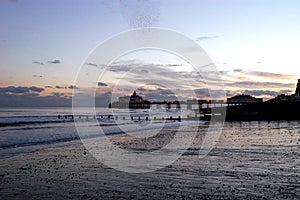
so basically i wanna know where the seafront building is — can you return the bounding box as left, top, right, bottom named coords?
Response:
left=293, top=79, right=300, bottom=101
left=227, top=94, right=263, bottom=104
left=267, top=79, right=300, bottom=103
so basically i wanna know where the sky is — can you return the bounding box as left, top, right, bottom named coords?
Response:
left=0, top=0, right=300, bottom=107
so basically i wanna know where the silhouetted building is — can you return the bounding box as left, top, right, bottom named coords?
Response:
left=266, top=94, right=293, bottom=103
left=267, top=79, right=300, bottom=103
left=109, top=91, right=151, bottom=109
left=292, top=79, right=300, bottom=102
left=227, top=94, right=263, bottom=104
left=295, top=79, right=300, bottom=96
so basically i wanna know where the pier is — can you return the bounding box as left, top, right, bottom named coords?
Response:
left=199, top=101, right=300, bottom=121
left=59, top=101, right=300, bottom=122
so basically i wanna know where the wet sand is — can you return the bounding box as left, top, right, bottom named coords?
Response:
left=1, top=122, right=299, bottom=199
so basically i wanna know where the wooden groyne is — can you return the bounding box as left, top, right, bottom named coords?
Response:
left=57, top=114, right=182, bottom=121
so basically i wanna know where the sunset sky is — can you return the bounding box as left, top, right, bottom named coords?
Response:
left=1, top=0, right=299, bottom=107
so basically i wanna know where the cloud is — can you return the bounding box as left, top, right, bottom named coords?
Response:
left=245, top=70, right=296, bottom=79
left=0, top=86, right=44, bottom=94
left=166, top=64, right=183, bottom=67
left=33, top=75, right=43, bottom=78
left=141, top=69, right=149, bottom=73
left=98, top=82, right=108, bottom=87
left=55, top=85, right=79, bottom=89
left=55, top=86, right=66, bottom=89
left=52, top=92, right=65, bottom=97
left=222, top=69, right=296, bottom=80
left=85, top=62, right=98, bottom=67
left=0, top=85, right=112, bottom=107
left=195, top=36, right=218, bottom=42
left=194, top=88, right=210, bottom=97
left=68, top=85, right=80, bottom=90
left=32, top=61, right=44, bottom=65
left=0, top=92, right=71, bottom=107
left=137, top=87, right=147, bottom=91
left=158, top=89, right=174, bottom=95
left=243, top=89, right=293, bottom=97
left=47, top=59, right=61, bottom=64
left=28, top=86, right=44, bottom=93
left=0, top=90, right=74, bottom=108
left=232, top=69, right=243, bottom=73
left=226, top=81, right=294, bottom=89
left=105, top=62, right=215, bottom=95
left=73, top=92, right=112, bottom=107
left=144, top=92, right=178, bottom=101
left=122, top=88, right=130, bottom=91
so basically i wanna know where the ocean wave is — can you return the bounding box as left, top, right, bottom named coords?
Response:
left=0, top=119, right=74, bottom=127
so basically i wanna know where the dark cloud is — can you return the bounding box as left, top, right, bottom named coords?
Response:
left=55, top=85, right=79, bottom=90
left=52, top=92, right=65, bottom=97
left=0, top=93, right=71, bottom=107
left=28, top=86, right=44, bottom=93
left=98, top=82, right=108, bottom=87
left=0, top=86, right=44, bottom=94
left=55, top=86, right=66, bottom=89
left=0, top=90, right=112, bottom=108
left=32, top=61, right=44, bottom=65
left=47, top=60, right=61, bottom=64
left=68, top=85, right=80, bottom=90
left=0, top=85, right=112, bottom=107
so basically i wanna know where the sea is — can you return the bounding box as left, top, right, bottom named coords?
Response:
left=0, top=107, right=200, bottom=159
left=1, top=107, right=299, bottom=159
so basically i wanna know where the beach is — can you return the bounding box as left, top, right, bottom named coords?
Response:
left=1, top=120, right=299, bottom=199
left=2, top=1, right=300, bottom=199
